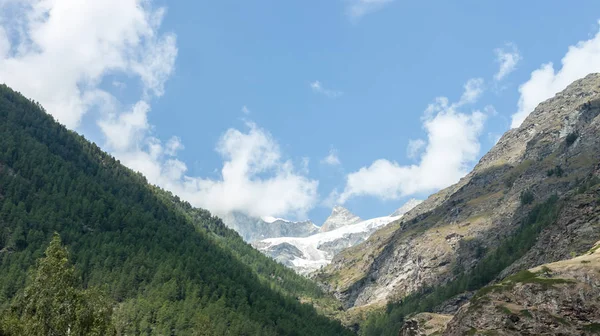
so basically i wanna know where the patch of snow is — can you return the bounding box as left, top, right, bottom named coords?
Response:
left=258, top=215, right=402, bottom=275
left=261, top=216, right=290, bottom=223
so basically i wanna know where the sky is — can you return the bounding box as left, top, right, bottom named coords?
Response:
left=1, top=0, right=600, bottom=225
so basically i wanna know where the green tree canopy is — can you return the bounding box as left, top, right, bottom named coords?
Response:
left=1, top=233, right=114, bottom=336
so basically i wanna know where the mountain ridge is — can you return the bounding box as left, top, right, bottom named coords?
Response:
left=320, top=206, right=362, bottom=233
left=221, top=211, right=320, bottom=242
left=314, top=73, right=600, bottom=333
left=0, top=84, right=351, bottom=335
left=254, top=199, right=421, bottom=275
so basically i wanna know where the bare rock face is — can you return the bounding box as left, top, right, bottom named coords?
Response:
left=253, top=242, right=304, bottom=268
left=253, top=200, right=422, bottom=275
left=315, top=73, right=600, bottom=310
left=220, top=212, right=319, bottom=242
left=443, top=242, right=600, bottom=335
left=399, top=313, right=452, bottom=336
left=320, top=206, right=362, bottom=233
left=390, top=199, right=424, bottom=217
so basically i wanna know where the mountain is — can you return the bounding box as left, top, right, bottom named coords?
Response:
left=443, top=242, right=600, bottom=335
left=220, top=211, right=319, bottom=242
left=320, top=206, right=362, bottom=233
left=253, top=200, right=421, bottom=275
left=0, top=85, right=351, bottom=335
left=313, top=74, right=600, bottom=334
left=401, top=241, right=600, bottom=335
left=390, top=198, right=424, bottom=217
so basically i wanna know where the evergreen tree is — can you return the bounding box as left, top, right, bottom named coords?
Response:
left=0, top=83, right=351, bottom=335
left=1, top=233, right=114, bottom=335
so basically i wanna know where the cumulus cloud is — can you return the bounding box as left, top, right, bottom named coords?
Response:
left=182, top=123, right=318, bottom=218
left=346, top=0, right=394, bottom=20
left=459, top=78, right=485, bottom=105
left=322, top=148, right=341, bottom=166
left=164, top=136, right=184, bottom=156
left=511, top=25, right=600, bottom=128
left=241, top=105, right=251, bottom=114
left=310, top=80, right=343, bottom=98
left=406, top=139, right=425, bottom=159
left=98, top=101, right=151, bottom=152
left=1, top=0, right=318, bottom=220
left=338, top=79, right=487, bottom=203
left=0, top=0, right=177, bottom=128
left=494, top=43, right=521, bottom=81
left=114, top=123, right=319, bottom=219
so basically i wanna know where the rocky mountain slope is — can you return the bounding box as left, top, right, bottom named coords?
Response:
left=442, top=241, right=600, bottom=335
left=320, top=206, right=363, bottom=233
left=399, top=242, right=600, bottom=335
left=253, top=200, right=421, bottom=275
left=390, top=199, right=424, bottom=217
left=220, top=211, right=319, bottom=242
left=315, top=73, right=600, bottom=318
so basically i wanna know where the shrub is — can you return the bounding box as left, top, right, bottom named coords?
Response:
left=566, top=131, right=579, bottom=147
left=546, top=165, right=564, bottom=178
left=520, top=190, right=534, bottom=205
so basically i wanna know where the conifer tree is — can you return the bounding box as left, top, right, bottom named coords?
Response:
left=1, top=233, right=114, bottom=336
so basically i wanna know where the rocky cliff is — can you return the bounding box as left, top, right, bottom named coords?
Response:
left=315, top=73, right=600, bottom=313
left=253, top=200, right=421, bottom=275
left=398, top=242, right=600, bottom=335
left=220, top=211, right=319, bottom=242
left=442, top=241, right=600, bottom=335
left=320, top=206, right=362, bottom=233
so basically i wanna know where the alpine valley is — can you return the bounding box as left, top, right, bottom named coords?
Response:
left=315, top=74, right=600, bottom=335
left=0, top=85, right=352, bottom=335
left=3, top=65, right=600, bottom=336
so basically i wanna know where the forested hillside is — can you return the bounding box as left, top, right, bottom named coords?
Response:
left=0, top=84, right=351, bottom=335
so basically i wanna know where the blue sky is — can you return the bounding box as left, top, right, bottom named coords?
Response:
left=2, top=0, right=600, bottom=224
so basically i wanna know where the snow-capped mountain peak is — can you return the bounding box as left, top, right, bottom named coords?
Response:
left=261, top=216, right=290, bottom=224
left=319, top=205, right=362, bottom=232
left=221, top=212, right=319, bottom=242
left=253, top=199, right=425, bottom=275
left=255, top=214, right=401, bottom=275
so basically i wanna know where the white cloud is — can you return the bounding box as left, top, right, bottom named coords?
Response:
left=322, top=189, right=340, bottom=208
left=300, top=157, right=310, bottom=174
left=310, top=80, right=343, bottom=98
left=346, top=0, right=394, bottom=20
left=113, top=123, right=319, bottom=219
left=511, top=25, right=600, bottom=128
left=338, top=79, right=487, bottom=203
left=0, top=26, right=9, bottom=58
left=0, top=0, right=318, bottom=220
left=0, top=0, right=177, bottom=128
left=165, top=136, right=184, bottom=156
left=241, top=105, right=251, bottom=114
left=406, top=139, right=425, bottom=159
left=494, top=43, right=521, bottom=81
left=459, top=78, right=485, bottom=105
left=322, top=148, right=341, bottom=166
left=98, top=100, right=150, bottom=152
left=112, top=81, right=127, bottom=89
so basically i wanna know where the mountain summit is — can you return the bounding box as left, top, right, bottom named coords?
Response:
left=220, top=212, right=319, bottom=242
left=254, top=199, right=421, bottom=275
left=315, top=74, right=600, bottom=333
left=320, top=205, right=362, bottom=232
